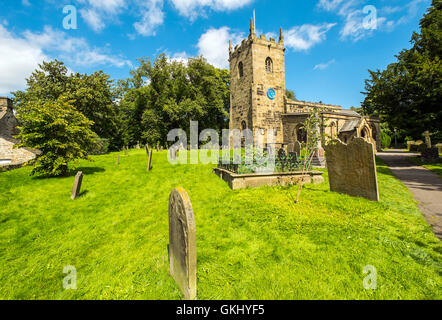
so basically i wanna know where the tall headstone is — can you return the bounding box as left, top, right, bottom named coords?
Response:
left=116, top=155, right=119, bottom=165
left=71, top=171, right=83, bottom=200
left=325, top=138, right=379, bottom=201
left=147, top=149, right=152, bottom=171
left=168, top=188, right=197, bottom=300
left=294, top=141, right=302, bottom=157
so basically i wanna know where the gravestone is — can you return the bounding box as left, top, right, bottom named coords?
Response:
left=436, top=143, right=442, bottom=154
left=294, top=141, right=302, bottom=157
left=168, top=188, right=197, bottom=300
left=421, top=147, right=439, bottom=163
left=147, top=149, right=153, bottom=171
left=325, top=138, right=379, bottom=201
left=125, top=147, right=129, bottom=156
left=71, top=171, right=83, bottom=200
left=287, top=143, right=295, bottom=154
left=116, top=155, right=119, bottom=165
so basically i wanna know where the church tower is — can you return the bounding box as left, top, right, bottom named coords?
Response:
left=229, top=19, right=286, bottom=147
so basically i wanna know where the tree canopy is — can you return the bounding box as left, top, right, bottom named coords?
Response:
left=117, top=54, right=230, bottom=147
left=13, top=60, right=122, bottom=151
left=362, top=0, right=441, bottom=140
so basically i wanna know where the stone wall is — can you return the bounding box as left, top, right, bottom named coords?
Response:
left=0, top=97, right=19, bottom=137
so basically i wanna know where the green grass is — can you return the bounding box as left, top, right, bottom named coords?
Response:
left=0, top=150, right=441, bottom=300
left=408, top=157, right=442, bottom=178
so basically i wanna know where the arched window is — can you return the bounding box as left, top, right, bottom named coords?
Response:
left=265, top=57, right=273, bottom=73
left=238, top=62, right=244, bottom=78
left=241, top=120, right=247, bottom=130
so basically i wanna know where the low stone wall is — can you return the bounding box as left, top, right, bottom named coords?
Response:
left=213, top=167, right=324, bottom=190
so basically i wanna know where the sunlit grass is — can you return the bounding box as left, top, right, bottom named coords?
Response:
left=0, top=149, right=441, bottom=299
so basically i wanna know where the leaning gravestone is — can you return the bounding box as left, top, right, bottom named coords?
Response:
left=116, top=155, right=120, bottom=165
left=294, top=141, right=302, bottom=157
left=168, top=188, right=197, bottom=300
left=325, top=138, right=379, bottom=201
left=71, top=171, right=83, bottom=200
left=147, top=149, right=153, bottom=171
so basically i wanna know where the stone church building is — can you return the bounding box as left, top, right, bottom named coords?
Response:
left=229, top=20, right=381, bottom=152
left=0, top=97, right=38, bottom=168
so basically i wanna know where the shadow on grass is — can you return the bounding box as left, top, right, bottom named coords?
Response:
left=31, top=167, right=105, bottom=180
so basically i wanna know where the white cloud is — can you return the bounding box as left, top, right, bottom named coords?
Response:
left=0, top=23, right=131, bottom=95
left=197, top=26, right=243, bottom=69
left=317, top=0, right=429, bottom=41
left=80, top=9, right=106, bottom=32
left=314, top=59, right=336, bottom=70
left=0, top=24, right=48, bottom=95
left=284, top=23, right=336, bottom=51
left=134, top=0, right=164, bottom=36
left=317, top=0, right=344, bottom=11
left=168, top=51, right=190, bottom=64
left=22, top=0, right=31, bottom=6
left=170, top=0, right=254, bottom=20
left=76, top=0, right=126, bottom=32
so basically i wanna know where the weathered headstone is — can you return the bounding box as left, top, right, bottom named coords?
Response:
left=116, top=155, right=119, bottom=165
left=294, top=141, right=302, bottom=157
left=325, top=138, right=379, bottom=201
left=71, top=171, right=83, bottom=200
left=287, top=143, right=295, bottom=153
left=436, top=143, right=442, bottom=154
left=147, top=149, right=152, bottom=171
left=168, top=188, right=197, bottom=300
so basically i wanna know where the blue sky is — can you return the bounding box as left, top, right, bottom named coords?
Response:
left=0, top=0, right=431, bottom=108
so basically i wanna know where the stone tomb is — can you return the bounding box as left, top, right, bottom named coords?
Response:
left=168, top=188, right=197, bottom=300
left=325, top=138, right=379, bottom=201
left=71, top=171, right=83, bottom=200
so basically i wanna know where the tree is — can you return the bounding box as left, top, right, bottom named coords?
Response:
left=15, top=97, right=97, bottom=176
left=13, top=60, right=122, bottom=151
left=118, top=54, right=230, bottom=147
left=286, top=89, right=297, bottom=100
left=362, top=1, right=441, bottom=139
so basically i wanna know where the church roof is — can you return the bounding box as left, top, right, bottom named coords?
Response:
left=340, top=119, right=361, bottom=132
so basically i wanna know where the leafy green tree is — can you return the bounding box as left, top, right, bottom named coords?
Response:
left=13, top=60, right=122, bottom=151
left=118, top=54, right=230, bottom=147
left=362, top=1, right=441, bottom=139
left=15, top=97, right=97, bottom=176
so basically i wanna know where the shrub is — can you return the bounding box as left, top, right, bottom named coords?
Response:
left=381, top=131, right=392, bottom=149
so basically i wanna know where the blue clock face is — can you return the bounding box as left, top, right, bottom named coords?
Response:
left=267, top=88, right=276, bottom=100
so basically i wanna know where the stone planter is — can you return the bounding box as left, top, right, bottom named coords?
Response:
left=213, top=167, right=324, bottom=190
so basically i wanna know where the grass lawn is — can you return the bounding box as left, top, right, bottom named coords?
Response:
left=0, top=149, right=441, bottom=300
left=408, top=157, right=442, bottom=178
